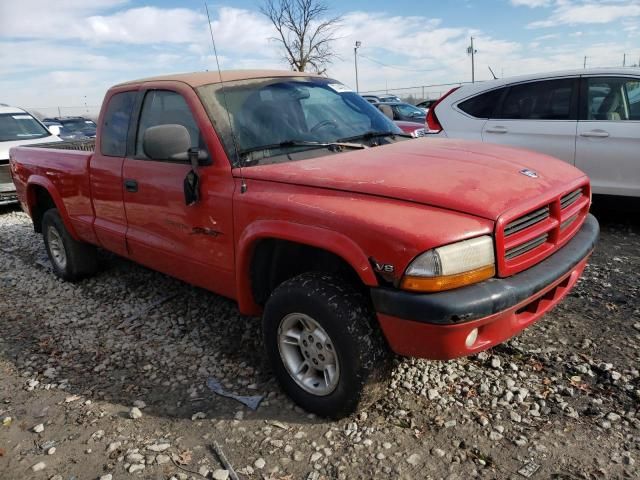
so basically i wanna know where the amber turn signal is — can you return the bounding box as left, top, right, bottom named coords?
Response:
left=401, top=265, right=496, bottom=292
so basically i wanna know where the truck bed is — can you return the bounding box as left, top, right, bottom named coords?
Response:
left=10, top=140, right=96, bottom=240
left=25, top=138, right=96, bottom=152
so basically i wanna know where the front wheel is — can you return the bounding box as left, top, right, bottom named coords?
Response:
left=263, top=272, right=392, bottom=418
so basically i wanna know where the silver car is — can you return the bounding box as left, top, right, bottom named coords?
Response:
left=426, top=68, right=640, bottom=197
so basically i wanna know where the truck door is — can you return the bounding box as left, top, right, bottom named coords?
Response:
left=122, top=86, right=236, bottom=298
left=90, top=90, right=137, bottom=257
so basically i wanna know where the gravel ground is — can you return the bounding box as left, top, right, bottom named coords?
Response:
left=0, top=203, right=638, bottom=480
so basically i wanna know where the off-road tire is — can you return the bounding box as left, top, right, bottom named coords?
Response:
left=42, top=209, right=98, bottom=281
left=263, top=272, right=392, bottom=418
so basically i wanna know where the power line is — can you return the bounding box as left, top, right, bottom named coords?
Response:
left=358, top=54, right=465, bottom=73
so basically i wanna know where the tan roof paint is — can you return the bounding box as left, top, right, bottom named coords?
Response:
left=114, top=70, right=323, bottom=88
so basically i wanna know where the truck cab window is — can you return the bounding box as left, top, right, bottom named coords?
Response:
left=135, top=90, right=202, bottom=159
left=100, top=91, right=136, bottom=157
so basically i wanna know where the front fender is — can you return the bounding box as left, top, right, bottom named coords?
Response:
left=26, top=175, right=80, bottom=240
left=235, top=220, right=378, bottom=315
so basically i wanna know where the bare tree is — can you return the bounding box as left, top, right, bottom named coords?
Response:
left=261, top=0, right=341, bottom=74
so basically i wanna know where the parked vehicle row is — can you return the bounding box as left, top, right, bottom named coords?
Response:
left=375, top=102, right=426, bottom=123
left=416, top=99, right=436, bottom=111
left=9, top=70, right=597, bottom=417
left=42, top=116, right=97, bottom=140
left=0, top=104, right=61, bottom=205
left=426, top=68, right=640, bottom=197
left=362, top=93, right=402, bottom=104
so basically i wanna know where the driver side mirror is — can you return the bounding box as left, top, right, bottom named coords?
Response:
left=143, top=124, right=207, bottom=206
left=143, top=124, right=191, bottom=160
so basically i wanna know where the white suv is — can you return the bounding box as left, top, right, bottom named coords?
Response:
left=426, top=68, right=640, bottom=197
left=0, top=104, right=61, bottom=205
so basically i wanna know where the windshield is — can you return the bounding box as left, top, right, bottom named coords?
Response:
left=0, top=113, right=50, bottom=142
left=396, top=103, right=425, bottom=117
left=197, top=77, right=403, bottom=166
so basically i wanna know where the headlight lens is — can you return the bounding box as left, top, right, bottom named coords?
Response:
left=401, top=236, right=495, bottom=292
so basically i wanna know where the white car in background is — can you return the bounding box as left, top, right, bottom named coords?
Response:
left=426, top=68, right=640, bottom=197
left=0, top=104, right=62, bottom=205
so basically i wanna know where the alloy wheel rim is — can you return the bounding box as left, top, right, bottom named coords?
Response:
left=47, top=226, right=67, bottom=270
left=277, top=313, right=340, bottom=396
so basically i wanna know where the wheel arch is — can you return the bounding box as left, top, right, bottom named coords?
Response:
left=26, top=176, right=80, bottom=239
left=236, top=220, right=378, bottom=315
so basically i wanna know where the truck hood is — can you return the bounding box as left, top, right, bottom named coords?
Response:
left=239, top=138, right=587, bottom=221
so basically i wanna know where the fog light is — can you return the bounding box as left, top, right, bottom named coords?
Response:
left=465, top=328, right=479, bottom=348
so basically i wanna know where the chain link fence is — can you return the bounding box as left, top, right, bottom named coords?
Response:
left=25, top=105, right=101, bottom=121
left=360, top=81, right=473, bottom=104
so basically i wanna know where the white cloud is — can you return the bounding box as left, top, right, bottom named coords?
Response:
left=0, top=0, right=128, bottom=38
left=529, top=1, right=640, bottom=28
left=2, top=1, right=640, bottom=110
left=87, top=7, right=205, bottom=44
left=510, top=0, right=552, bottom=7
left=0, top=1, right=206, bottom=44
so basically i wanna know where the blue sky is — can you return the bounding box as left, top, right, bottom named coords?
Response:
left=1, top=0, right=639, bottom=116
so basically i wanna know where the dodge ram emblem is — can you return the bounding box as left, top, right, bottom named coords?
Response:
left=520, top=168, right=538, bottom=178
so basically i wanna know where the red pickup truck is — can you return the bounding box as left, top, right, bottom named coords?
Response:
left=9, top=70, right=599, bottom=418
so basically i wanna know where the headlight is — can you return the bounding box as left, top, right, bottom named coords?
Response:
left=401, top=236, right=495, bottom=292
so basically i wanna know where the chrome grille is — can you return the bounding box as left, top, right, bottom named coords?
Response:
left=504, top=206, right=550, bottom=237
left=561, top=189, right=582, bottom=209
left=505, top=233, right=549, bottom=260
left=561, top=214, right=578, bottom=231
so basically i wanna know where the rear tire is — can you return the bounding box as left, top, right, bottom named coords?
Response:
left=42, top=209, right=98, bottom=281
left=263, top=272, right=392, bottom=418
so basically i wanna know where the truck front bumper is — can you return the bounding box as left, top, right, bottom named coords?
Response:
left=371, top=214, right=599, bottom=360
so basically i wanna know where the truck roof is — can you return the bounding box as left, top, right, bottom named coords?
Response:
left=115, top=70, right=323, bottom=88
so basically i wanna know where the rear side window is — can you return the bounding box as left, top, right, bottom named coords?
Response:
left=497, top=79, right=575, bottom=120
left=583, top=77, right=640, bottom=121
left=135, top=90, right=202, bottom=159
left=100, top=91, right=136, bottom=157
left=458, top=88, right=504, bottom=118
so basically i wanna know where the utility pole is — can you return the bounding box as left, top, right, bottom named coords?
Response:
left=467, top=37, right=477, bottom=83
left=623, top=53, right=627, bottom=67
left=354, top=41, right=361, bottom=93
left=583, top=56, right=587, bottom=69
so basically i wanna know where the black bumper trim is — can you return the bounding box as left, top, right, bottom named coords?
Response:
left=371, top=213, right=599, bottom=325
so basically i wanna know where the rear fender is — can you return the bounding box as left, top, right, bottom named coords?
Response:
left=236, top=220, right=377, bottom=315
left=26, top=175, right=80, bottom=240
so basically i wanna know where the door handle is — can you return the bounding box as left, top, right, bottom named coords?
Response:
left=580, top=130, right=609, bottom=138
left=485, top=126, right=508, bottom=134
left=124, top=179, right=138, bottom=192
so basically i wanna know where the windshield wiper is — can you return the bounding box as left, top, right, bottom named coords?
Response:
left=337, top=130, right=411, bottom=143
left=238, top=139, right=366, bottom=156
